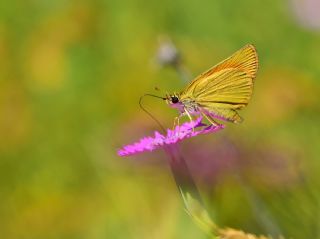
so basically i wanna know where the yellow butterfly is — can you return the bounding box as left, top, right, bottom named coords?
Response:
left=165, top=44, right=258, bottom=126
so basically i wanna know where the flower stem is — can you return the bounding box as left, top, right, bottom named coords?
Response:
left=164, top=144, right=218, bottom=237
left=174, top=64, right=191, bottom=83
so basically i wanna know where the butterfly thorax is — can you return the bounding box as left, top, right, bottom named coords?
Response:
left=166, top=93, right=199, bottom=115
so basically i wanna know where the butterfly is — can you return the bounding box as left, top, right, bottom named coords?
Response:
left=165, top=44, right=258, bottom=126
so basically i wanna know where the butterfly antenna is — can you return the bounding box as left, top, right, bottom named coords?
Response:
left=139, top=94, right=167, bottom=133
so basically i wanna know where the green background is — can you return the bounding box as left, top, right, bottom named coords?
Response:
left=1, top=0, right=320, bottom=238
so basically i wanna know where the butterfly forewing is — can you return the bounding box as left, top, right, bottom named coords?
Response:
left=182, top=44, right=258, bottom=95
left=202, top=44, right=258, bottom=78
left=194, top=69, right=253, bottom=107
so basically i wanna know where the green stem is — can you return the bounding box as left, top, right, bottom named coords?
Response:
left=164, top=144, right=218, bottom=237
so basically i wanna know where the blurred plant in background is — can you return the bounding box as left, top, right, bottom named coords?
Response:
left=1, top=0, right=320, bottom=239
left=155, top=36, right=191, bottom=83
left=291, top=0, right=320, bottom=30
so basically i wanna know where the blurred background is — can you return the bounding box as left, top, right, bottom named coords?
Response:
left=1, top=0, right=320, bottom=238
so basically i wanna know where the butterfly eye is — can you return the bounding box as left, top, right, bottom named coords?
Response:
left=171, top=96, right=179, bottom=104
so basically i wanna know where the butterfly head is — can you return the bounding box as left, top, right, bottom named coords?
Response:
left=165, top=93, right=179, bottom=104
left=165, top=93, right=185, bottom=112
left=170, top=95, right=179, bottom=104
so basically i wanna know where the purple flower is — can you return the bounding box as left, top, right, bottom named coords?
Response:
left=118, top=117, right=224, bottom=156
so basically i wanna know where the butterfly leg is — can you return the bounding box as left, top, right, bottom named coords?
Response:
left=173, top=115, right=181, bottom=130
left=172, top=115, right=181, bottom=137
left=173, top=116, right=177, bottom=130
left=200, top=111, right=222, bottom=127
left=172, top=115, right=182, bottom=136
left=176, top=116, right=181, bottom=135
left=184, top=109, right=195, bottom=133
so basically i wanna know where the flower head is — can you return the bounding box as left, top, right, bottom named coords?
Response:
left=118, top=117, right=224, bottom=156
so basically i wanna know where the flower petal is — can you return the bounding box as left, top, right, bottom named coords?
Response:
left=117, top=117, right=224, bottom=156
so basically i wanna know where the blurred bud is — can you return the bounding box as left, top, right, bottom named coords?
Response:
left=154, top=36, right=191, bottom=82
left=156, top=36, right=180, bottom=67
